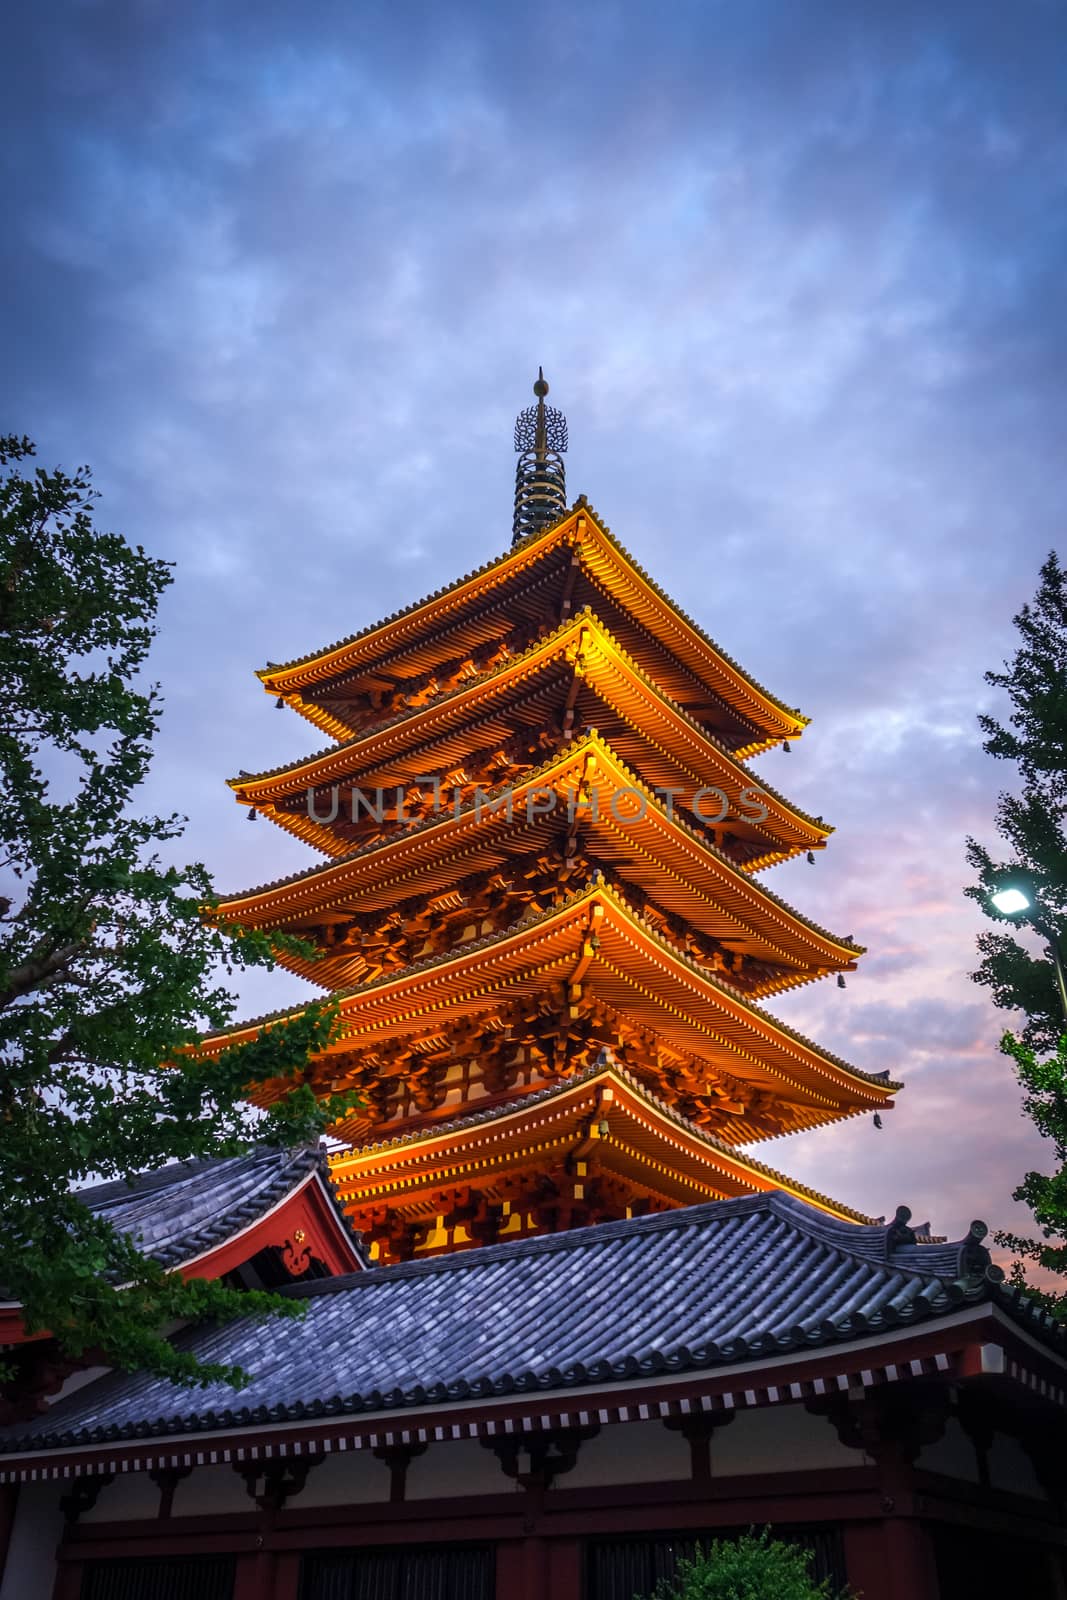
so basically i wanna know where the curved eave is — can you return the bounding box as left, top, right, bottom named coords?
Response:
left=218, top=736, right=862, bottom=982
left=197, top=881, right=899, bottom=1117
left=330, top=1064, right=870, bottom=1224
left=258, top=504, right=807, bottom=743
left=233, top=613, right=831, bottom=858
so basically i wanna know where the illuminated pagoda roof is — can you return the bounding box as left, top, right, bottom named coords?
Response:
left=232, top=613, right=828, bottom=869
left=218, top=735, right=860, bottom=999
left=326, top=1056, right=875, bottom=1262
left=256, top=501, right=808, bottom=756
left=199, top=877, right=896, bottom=1150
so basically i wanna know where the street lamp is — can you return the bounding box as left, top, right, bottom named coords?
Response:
left=990, top=885, right=1067, bottom=1029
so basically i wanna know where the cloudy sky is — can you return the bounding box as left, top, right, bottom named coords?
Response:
left=4, top=0, right=1065, bottom=1251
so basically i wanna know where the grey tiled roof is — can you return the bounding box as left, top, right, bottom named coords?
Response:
left=75, top=1145, right=360, bottom=1272
left=3, top=1190, right=1057, bottom=1455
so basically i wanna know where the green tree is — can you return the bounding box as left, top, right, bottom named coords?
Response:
left=965, top=551, right=1067, bottom=1053
left=994, top=1033, right=1067, bottom=1316
left=0, top=436, right=356, bottom=1387
left=965, top=551, right=1067, bottom=1313
left=639, top=1530, right=852, bottom=1600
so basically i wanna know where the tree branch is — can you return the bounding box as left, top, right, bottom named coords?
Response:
left=0, top=941, right=85, bottom=1008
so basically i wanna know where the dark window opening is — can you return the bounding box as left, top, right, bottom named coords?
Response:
left=80, top=1555, right=235, bottom=1600
left=299, top=1545, right=494, bottom=1600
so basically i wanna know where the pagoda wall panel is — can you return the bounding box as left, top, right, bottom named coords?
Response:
left=915, top=1417, right=981, bottom=1483
left=987, top=1433, right=1046, bottom=1500
left=0, top=1482, right=63, bottom=1600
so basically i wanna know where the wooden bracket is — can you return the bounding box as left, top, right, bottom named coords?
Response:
left=234, top=1454, right=323, bottom=1512
left=482, top=1424, right=599, bottom=1490
left=59, top=1472, right=114, bottom=1525
left=372, top=1439, right=428, bottom=1503
left=148, top=1463, right=192, bottom=1520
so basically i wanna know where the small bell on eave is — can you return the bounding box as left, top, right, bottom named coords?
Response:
left=247, top=807, right=258, bottom=822
left=837, top=974, right=846, bottom=988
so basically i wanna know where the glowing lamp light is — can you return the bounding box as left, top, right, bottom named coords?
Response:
left=991, top=887, right=1032, bottom=916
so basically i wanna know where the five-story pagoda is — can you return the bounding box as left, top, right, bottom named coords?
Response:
left=205, top=375, right=897, bottom=1263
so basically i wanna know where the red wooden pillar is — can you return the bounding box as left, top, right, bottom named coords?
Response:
left=51, top=1558, right=83, bottom=1600
left=495, top=1534, right=554, bottom=1600
left=546, top=1537, right=583, bottom=1600
left=1046, top=1547, right=1067, bottom=1600
left=272, top=1549, right=302, bottom=1600
left=843, top=1517, right=939, bottom=1600
left=518, top=1536, right=549, bottom=1600
left=842, top=1522, right=889, bottom=1600
left=496, top=1540, right=527, bottom=1599
left=233, top=1549, right=277, bottom=1600
left=882, top=1517, right=939, bottom=1600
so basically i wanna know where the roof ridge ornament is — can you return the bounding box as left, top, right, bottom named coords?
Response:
left=513, top=367, right=568, bottom=546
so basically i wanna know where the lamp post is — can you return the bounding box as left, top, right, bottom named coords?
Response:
left=990, top=886, right=1067, bottom=1030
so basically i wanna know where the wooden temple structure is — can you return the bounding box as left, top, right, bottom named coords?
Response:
left=1, top=379, right=1065, bottom=1600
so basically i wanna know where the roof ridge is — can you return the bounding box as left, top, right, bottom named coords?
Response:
left=8, top=1193, right=1062, bottom=1460
left=257, top=511, right=579, bottom=680
left=234, top=610, right=589, bottom=788
left=75, top=1143, right=314, bottom=1206
left=283, top=1191, right=790, bottom=1296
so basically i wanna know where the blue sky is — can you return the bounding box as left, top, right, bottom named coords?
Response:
left=4, top=0, right=1066, bottom=1248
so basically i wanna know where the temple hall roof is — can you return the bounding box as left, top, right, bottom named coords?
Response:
left=73, top=1145, right=364, bottom=1274
left=2, top=1189, right=1056, bottom=1457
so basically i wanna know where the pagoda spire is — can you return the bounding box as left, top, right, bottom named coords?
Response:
left=512, top=367, right=568, bottom=545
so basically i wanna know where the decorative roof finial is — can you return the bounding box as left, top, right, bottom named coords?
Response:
left=513, top=368, right=567, bottom=545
